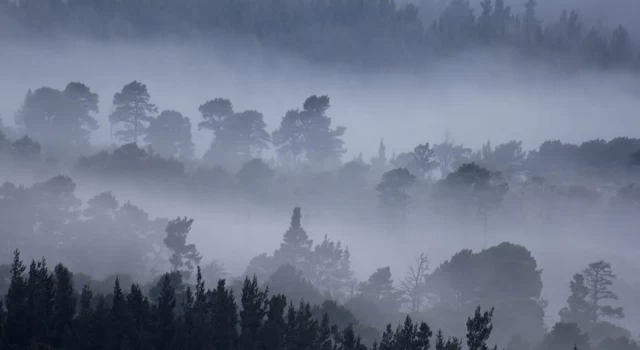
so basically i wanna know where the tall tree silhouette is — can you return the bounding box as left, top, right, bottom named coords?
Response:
left=109, top=81, right=157, bottom=144
left=164, top=217, right=202, bottom=279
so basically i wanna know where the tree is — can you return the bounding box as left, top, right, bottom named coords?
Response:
left=439, top=163, right=508, bottom=245
left=359, top=267, right=402, bottom=313
left=204, top=109, right=271, bottom=167
left=155, top=273, right=176, bottom=350
left=400, top=253, right=430, bottom=313
left=543, top=322, right=590, bottom=350
left=4, top=250, right=28, bottom=348
left=376, top=168, right=416, bottom=222
left=10, top=135, right=41, bottom=161
left=370, top=139, right=389, bottom=178
left=274, top=207, right=313, bottom=275
left=144, top=110, right=195, bottom=160
left=272, top=95, right=346, bottom=169
left=559, top=274, right=593, bottom=327
left=239, top=276, right=268, bottom=350
left=523, top=0, right=541, bottom=45
left=582, top=261, right=624, bottom=323
left=199, top=98, right=270, bottom=168
left=433, top=139, right=472, bottom=177
left=608, top=25, right=633, bottom=66
left=14, top=82, right=99, bottom=154
left=309, top=235, right=356, bottom=301
left=198, top=98, right=234, bottom=134
left=109, top=81, right=157, bottom=144
left=50, top=263, right=75, bottom=348
left=413, top=142, right=438, bottom=179
left=466, top=306, right=497, bottom=350
left=236, top=158, right=275, bottom=197
left=164, top=217, right=202, bottom=279
left=210, top=279, right=239, bottom=350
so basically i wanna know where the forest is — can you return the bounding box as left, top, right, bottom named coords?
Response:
left=0, top=75, right=640, bottom=350
left=0, top=0, right=639, bottom=70
left=2, top=0, right=640, bottom=349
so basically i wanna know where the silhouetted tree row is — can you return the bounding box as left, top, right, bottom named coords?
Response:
left=1, top=0, right=638, bottom=69
left=0, top=249, right=504, bottom=350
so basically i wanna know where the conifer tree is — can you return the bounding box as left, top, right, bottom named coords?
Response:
left=262, top=294, right=287, bottom=350
left=210, top=279, right=239, bottom=350
left=109, top=81, right=157, bottom=144
left=240, top=276, right=269, bottom=350
left=51, top=263, right=76, bottom=348
left=5, top=250, right=28, bottom=348
left=26, top=258, right=55, bottom=345
left=583, top=260, right=624, bottom=323
left=276, top=207, right=313, bottom=274
left=127, top=284, right=151, bottom=349
left=111, top=277, right=128, bottom=349
left=164, top=217, right=202, bottom=280
left=76, top=285, right=94, bottom=349
left=466, top=306, right=497, bottom=350
left=155, top=274, right=176, bottom=350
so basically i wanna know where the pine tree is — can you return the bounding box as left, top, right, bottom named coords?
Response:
left=126, top=284, right=151, bottom=349
left=76, top=285, right=95, bottom=349
left=110, top=277, right=128, bottom=349
left=262, top=295, right=287, bottom=350
left=51, top=263, right=76, bottom=348
left=155, top=274, right=176, bottom=350
left=276, top=207, right=313, bottom=274
left=191, top=267, right=210, bottom=348
left=210, top=279, right=239, bottom=350
left=109, top=81, right=157, bottom=144
left=240, top=276, right=269, bottom=350
left=466, top=306, right=497, bottom=350
left=559, top=274, right=593, bottom=327
left=583, top=260, right=624, bottom=323
left=164, top=217, right=202, bottom=280
left=93, top=294, right=111, bottom=350
left=0, top=297, right=6, bottom=348
left=26, top=258, right=55, bottom=345
left=5, top=250, right=29, bottom=348
left=316, top=313, right=335, bottom=350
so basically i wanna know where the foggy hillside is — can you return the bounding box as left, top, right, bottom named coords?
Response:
left=1, top=0, right=640, bottom=350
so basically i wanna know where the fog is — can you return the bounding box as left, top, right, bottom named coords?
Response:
left=2, top=18, right=640, bottom=350
left=2, top=37, right=640, bottom=161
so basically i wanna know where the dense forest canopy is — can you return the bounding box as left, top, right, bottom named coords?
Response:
left=1, top=0, right=640, bottom=69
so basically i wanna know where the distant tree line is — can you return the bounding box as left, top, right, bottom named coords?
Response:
left=0, top=0, right=639, bottom=69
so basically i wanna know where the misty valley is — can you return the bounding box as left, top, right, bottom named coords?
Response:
left=2, top=0, right=640, bottom=349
